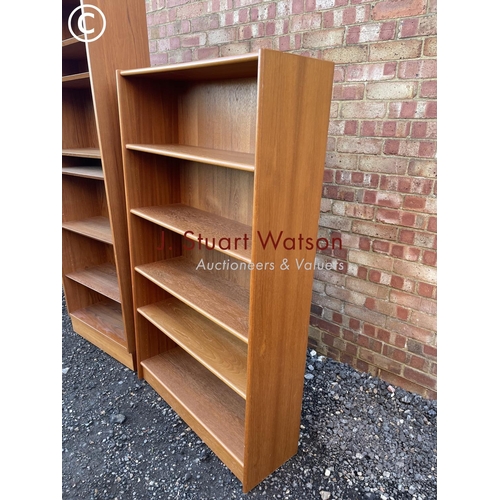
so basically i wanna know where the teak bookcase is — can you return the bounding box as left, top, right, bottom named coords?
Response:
left=117, top=50, right=334, bottom=491
left=61, top=0, right=149, bottom=370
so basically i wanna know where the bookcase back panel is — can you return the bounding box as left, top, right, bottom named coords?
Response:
left=62, top=176, right=109, bottom=222
left=177, top=79, right=257, bottom=154
left=124, top=152, right=181, bottom=210
left=62, top=88, right=99, bottom=149
left=180, top=162, right=254, bottom=226
left=62, top=230, right=116, bottom=274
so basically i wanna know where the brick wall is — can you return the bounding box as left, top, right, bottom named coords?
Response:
left=145, top=0, right=437, bottom=399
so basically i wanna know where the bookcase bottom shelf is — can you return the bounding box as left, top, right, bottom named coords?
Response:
left=141, top=347, right=245, bottom=480
left=70, top=301, right=134, bottom=370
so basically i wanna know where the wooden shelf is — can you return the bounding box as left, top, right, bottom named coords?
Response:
left=71, top=301, right=126, bottom=346
left=62, top=166, right=104, bottom=180
left=142, top=348, right=245, bottom=479
left=138, top=298, right=247, bottom=399
left=66, top=262, right=121, bottom=303
left=126, top=144, right=255, bottom=172
left=136, top=257, right=249, bottom=343
left=62, top=216, right=113, bottom=244
left=62, top=148, right=101, bottom=159
left=62, top=72, right=91, bottom=89
left=131, top=204, right=252, bottom=263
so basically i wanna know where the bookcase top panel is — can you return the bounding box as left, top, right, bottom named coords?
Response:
left=120, top=52, right=259, bottom=81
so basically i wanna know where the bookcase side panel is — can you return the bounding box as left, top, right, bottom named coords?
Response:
left=244, top=50, right=334, bottom=491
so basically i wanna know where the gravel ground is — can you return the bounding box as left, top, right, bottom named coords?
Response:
left=62, top=294, right=437, bottom=500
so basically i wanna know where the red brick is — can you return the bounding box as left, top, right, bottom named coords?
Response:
left=358, top=266, right=368, bottom=279
left=399, top=59, right=437, bottom=79
left=378, top=369, right=426, bottom=396
left=322, top=185, right=355, bottom=201
left=422, top=250, right=436, bottom=266
left=346, top=62, right=397, bottom=82
left=403, top=366, right=436, bottom=390
left=194, top=46, right=220, bottom=60
left=417, top=282, right=435, bottom=298
left=427, top=216, right=437, bottom=232
left=383, top=345, right=408, bottom=363
left=289, top=13, right=323, bottom=32
left=390, top=275, right=404, bottom=289
left=347, top=21, right=397, bottom=43
left=372, top=0, right=426, bottom=20
left=310, top=315, right=341, bottom=336
left=403, top=195, right=426, bottom=210
left=358, top=349, right=402, bottom=374
left=396, top=306, right=409, bottom=321
left=332, top=83, right=365, bottom=101
left=373, top=240, right=390, bottom=253
left=368, top=269, right=381, bottom=283
left=354, top=358, right=371, bottom=373
left=400, top=15, right=437, bottom=38
left=345, top=204, right=375, bottom=219
left=409, top=354, right=426, bottom=370
left=292, top=0, right=304, bottom=14
left=344, top=341, right=358, bottom=356
left=376, top=328, right=391, bottom=343
left=359, top=237, right=371, bottom=251
left=363, top=323, right=376, bottom=337
left=349, top=318, right=361, bottom=331
left=420, top=80, right=437, bottom=98
left=386, top=318, right=434, bottom=343
left=423, top=344, right=437, bottom=358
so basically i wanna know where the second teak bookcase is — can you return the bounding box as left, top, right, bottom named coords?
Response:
left=117, top=50, right=334, bottom=491
left=62, top=0, right=149, bottom=369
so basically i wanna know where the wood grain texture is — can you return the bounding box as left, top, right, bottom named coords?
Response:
left=62, top=231, right=115, bottom=313
left=121, top=52, right=258, bottom=80
left=62, top=88, right=99, bottom=150
left=62, top=216, right=113, bottom=244
left=243, top=50, right=334, bottom=492
left=62, top=175, right=108, bottom=222
left=71, top=301, right=134, bottom=370
left=138, top=298, right=248, bottom=399
left=136, top=257, right=249, bottom=343
left=62, top=0, right=150, bottom=364
left=126, top=144, right=255, bottom=172
left=62, top=72, right=91, bottom=89
left=62, top=148, right=101, bottom=159
left=142, top=348, right=245, bottom=479
left=131, top=203, right=252, bottom=263
left=66, top=262, right=120, bottom=303
left=62, top=166, right=104, bottom=180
